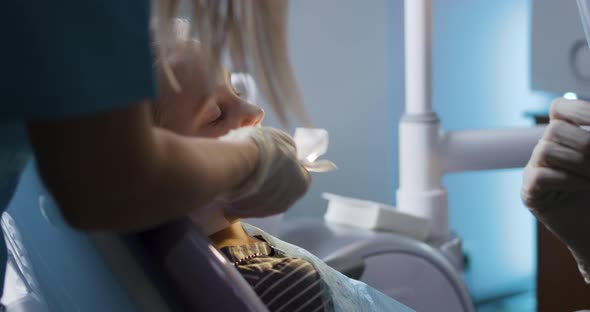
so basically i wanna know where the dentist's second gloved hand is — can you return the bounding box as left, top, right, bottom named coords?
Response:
left=219, top=126, right=311, bottom=218
left=522, top=97, right=590, bottom=281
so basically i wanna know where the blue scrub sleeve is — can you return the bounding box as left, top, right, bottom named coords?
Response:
left=0, top=0, right=157, bottom=120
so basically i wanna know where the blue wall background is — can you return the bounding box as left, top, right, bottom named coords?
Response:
left=434, top=0, right=551, bottom=301
left=278, top=0, right=404, bottom=216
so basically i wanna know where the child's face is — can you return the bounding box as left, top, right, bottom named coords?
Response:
left=157, top=48, right=264, bottom=138
left=156, top=46, right=264, bottom=235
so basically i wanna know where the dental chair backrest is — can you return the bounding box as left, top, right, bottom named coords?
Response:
left=132, top=219, right=269, bottom=311
left=91, top=219, right=269, bottom=312
left=3, top=161, right=268, bottom=311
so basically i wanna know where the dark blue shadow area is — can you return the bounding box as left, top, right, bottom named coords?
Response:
left=4, top=161, right=135, bottom=311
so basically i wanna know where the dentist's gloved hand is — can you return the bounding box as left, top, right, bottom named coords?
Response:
left=522, top=97, right=590, bottom=282
left=219, top=126, right=311, bottom=218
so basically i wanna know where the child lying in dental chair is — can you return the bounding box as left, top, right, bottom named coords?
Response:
left=152, top=31, right=413, bottom=312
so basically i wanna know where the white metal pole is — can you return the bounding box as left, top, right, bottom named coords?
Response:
left=397, top=118, right=448, bottom=240
left=398, top=0, right=449, bottom=240
left=405, top=0, right=433, bottom=115
left=442, top=126, right=546, bottom=173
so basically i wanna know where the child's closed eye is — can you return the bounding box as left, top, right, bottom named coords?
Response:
left=202, top=103, right=223, bottom=125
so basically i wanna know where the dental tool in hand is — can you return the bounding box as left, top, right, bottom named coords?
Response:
left=293, top=128, right=337, bottom=173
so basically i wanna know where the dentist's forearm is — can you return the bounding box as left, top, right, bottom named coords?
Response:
left=28, top=102, right=258, bottom=232
left=92, top=128, right=258, bottom=232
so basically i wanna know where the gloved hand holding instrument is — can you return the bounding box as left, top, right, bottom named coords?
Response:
left=522, top=97, right=590, bottom=282
left=220, top=126, right=312, bottom=219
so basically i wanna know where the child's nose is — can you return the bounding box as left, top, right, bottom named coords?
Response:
left=240, top=103, right=265, bottom=127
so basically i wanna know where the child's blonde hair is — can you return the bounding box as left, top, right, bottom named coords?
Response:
left=152, top=0, right=308, bottom=126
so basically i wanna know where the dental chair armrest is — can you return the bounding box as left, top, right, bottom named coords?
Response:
left=324, top=253, right=366, bottom=280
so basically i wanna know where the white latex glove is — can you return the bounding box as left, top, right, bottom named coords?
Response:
left=219, top=126, right=311, bottom=218
left=522, top=97, right=590, bottom=282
